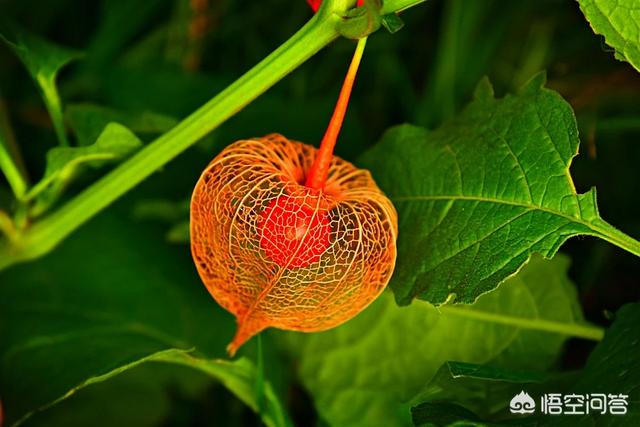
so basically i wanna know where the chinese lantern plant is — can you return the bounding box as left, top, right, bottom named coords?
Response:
left=3, top=0, right=640, bottom=426
left=190, top=35, right=398, bottom=355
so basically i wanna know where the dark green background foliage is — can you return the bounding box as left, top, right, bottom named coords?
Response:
left=1, top=0, right=639, bottom=426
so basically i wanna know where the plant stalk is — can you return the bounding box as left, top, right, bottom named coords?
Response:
left=306, top=36, right=367, bottom=189
left=592, top=219, right=640, bottom=259
left=0, top=98, right=29, bottom=199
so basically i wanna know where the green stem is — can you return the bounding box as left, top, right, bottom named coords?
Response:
left=0, top=98, right=28, bottom=199
left=592, top=219, right=640, bottom=258
left=0, top=133, right=27, bottom=200
left=39, top=76, right=70, bottom=147
left=438, top=305, right=605, bottom=341
left=255, top=334, right=265, bottom=415
left=0, top=210, right=19, bottom=243
left=0, top=0, right=427, bottom=270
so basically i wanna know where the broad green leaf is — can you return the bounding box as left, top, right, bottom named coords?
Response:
left=556, top=303, right=640, bottom=426
left=25, top=122, right=142, bottom=216
left=66, top=104, right=178, bottom=146
left=0, top=25, right=81, bottom=146
left=359, top=74, right=640, bottom=306
left=21, top=362, right=214, bottom=427
left=411, top=304, right=640, bottom=426
left=410, top=361, right=576, bottom=423
left=279, top=255, right=598, bottom=427
left=578, top=0, right=640, bottom=72
left=412, top=362, right=549, bottom=416
left=0, top=212, right=291, bottom=427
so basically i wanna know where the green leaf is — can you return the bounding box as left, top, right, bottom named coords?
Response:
left=25, top=122, right=142, bottom=216
left=0, top=212, right=292, bottom=427
left=155, top=352, right=292, bottom=427
left=413, top=362, right=548, bottom=414
left=381, top=13, right=405, bottom=34
left=359, top=74, right=640, bottom=305
left=0, top=25, right=81, bottom=146
left=578, top=0, right=640, bottom=72
left=411, top=303, right=640, bottom=426
left=557, top=303, right=640, bottom=426
left=66, top=104, right=178, bottom=146
left=21, top=362, right=214, bottom=427
left=279, top=255, right=599, bottom=427
left=411, top=362, right=576, bottom=423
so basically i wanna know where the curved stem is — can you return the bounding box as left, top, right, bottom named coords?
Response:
left=306, top=37, right=367, bottom=189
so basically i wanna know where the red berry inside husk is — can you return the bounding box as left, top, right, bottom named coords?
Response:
left=258, top=194, right=331, bottom=268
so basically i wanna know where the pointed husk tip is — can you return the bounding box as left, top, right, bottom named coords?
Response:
left=226, top=317, right=267, bottom=357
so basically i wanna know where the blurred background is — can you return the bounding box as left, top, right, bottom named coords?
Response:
left=1, top=0, right=639, bottom=425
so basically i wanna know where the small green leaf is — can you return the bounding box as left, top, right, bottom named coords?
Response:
left=0, top=25, right=81, bottom=146
left=578, top=0, right=640, bottom=72
left=381, top=13, right=405, bottom=34
left=360, top=74, right=640, bottom=305
left=66, top=104, right=178, bottom=146
left=279, top=255, right=596, bottom=427
left=26, top=122, right=142, bottom=216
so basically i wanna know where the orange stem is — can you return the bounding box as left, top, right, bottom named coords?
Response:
left=306, top=37, right=367, bottom=190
